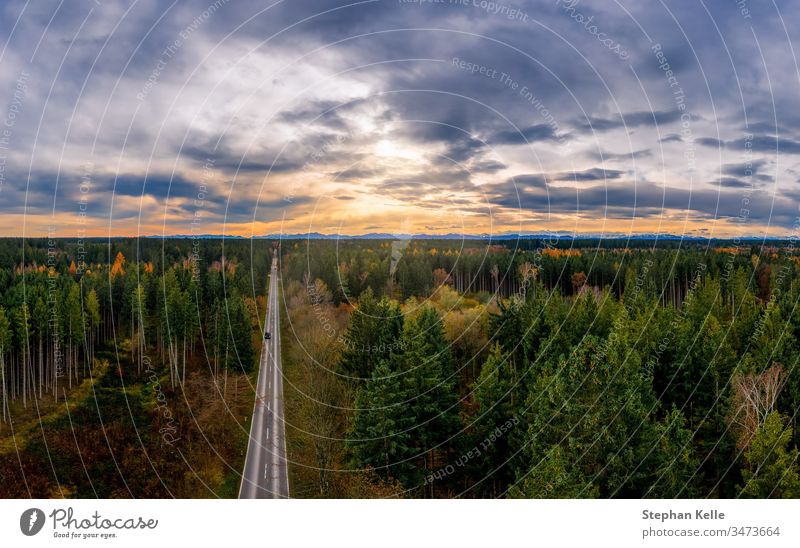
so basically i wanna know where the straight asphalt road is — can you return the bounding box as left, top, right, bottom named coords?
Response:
left=239, top=256, right=289, bottom=499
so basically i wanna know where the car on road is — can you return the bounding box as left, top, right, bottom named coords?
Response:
left=264, top=331, right=271, bottom=340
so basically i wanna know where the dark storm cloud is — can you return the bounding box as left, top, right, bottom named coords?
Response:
left=715, top=177, right=752, bottom=189
left=744, top=122, right=790, bottom=135
left=734, top=136, right=800, bottom=154
left=377, top=169, right=471, bottom=195
left=274, top=100, right=349, bottom=127
left=273, top=98, right=375, bottom=133
left=504, top=174, right=548, bottom=189
left=571, top=110, right=683, bottom=132
left=491, top=124, right=560, bottom=145
left=487, top=178, right=799, bottom=227
left=108, top=174, right=201, bottom=199
left=181, top=141, right=305, bottom=174
left=696, top=138, right=725, bottom=148
left=6, top=170, right=139, bottom=211
left=2, top=0, right=800, bottom=233
left=0, top=172, right=57, bottom=215
left=554, top=168, right=625, bottom=182
left=215, top=194, right=315, bottom=219
left=698, top=135, right=800, bottom=154
left=470, top=159, right=507, bottom=174
left=722, top=159, right=768, bottom=178
left=333, top=166, right=387, bottom=180
left=441, top=136, right=487, bottom=164
left=586, top=149, right=652, bottom=162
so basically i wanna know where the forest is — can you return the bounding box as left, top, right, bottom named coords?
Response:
left=0, top=237, right=268, bottom=497
left=1, top=236, right=799, bottom=498
left=281, top=237, right=800, bottom=498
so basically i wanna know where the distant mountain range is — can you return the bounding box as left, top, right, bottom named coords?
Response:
left=143, top=232, right=783, bottom=241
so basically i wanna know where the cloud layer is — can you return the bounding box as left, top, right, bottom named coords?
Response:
left=0, top=0, right=798, bottom=237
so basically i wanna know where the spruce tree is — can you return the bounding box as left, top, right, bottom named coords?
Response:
left=471, top=342, right=515, bottom=496
left=349, top=359, right=416, bottom=484
left=739, top=412, right=800, bottom=498
left=349, top=306, right=460, bottom=493
left=515, top=316, right=658, bottom=498
left=339, top=288, right=402, bottom=381
left=0, top=307, right=10, bottom=422
left=400, top=306, right=460, bottom=492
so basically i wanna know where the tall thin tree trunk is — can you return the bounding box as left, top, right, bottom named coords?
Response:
left=182, top=337, right=186, bottom=384
left=1, top=353, right=7, bottom=423
left=68, top=341, right=72, bottom=389
left=21, top=347, right=27, bottom=408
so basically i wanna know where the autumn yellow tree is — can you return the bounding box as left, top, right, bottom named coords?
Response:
left=110, top=251, right=126, bottom=278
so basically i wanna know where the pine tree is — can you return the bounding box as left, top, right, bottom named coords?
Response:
left=349, top=306, right=460, bottom=494
left=739, top=412, right=800, bottom=498
left=339, top=288, right=403, bottom=381
left=65, top=283, right=84, bottom=378
left=663, top=281, right=737, bottom=495
left=15, top=303, right=31, bottom=405
left=129, top=285, right=145, bottom=370
left=226, top=291, right=255, bottom=373
left=399, top=306, right=460, bottom=494
left=0, top=307, right=10, bottom=422
left=471, top=342, right=515, bottom=496
left=511, top=445, right=599, bottom=498
left=515, top=315, right=658, bottom=498
left=349, top=359, right=416, bottom=484
left=162, top=271, right=183, bottom=385
left=85, top=288, right=101, bottom=362
left=779, top=282, right=800, bottom=447
left=643, top=409, right=699, bottom=498
left=32, top=295, right=48, bottom=398
left=742, top=298, right=790, bottom=374
left=728, top=267, right=760, bottom=356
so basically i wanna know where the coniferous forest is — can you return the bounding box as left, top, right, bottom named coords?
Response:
left=0, top=238, right=264, bottom=497
left=2, top=237, right=800, bottom=498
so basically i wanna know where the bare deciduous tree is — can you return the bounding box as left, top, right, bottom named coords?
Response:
left=730, top=363, right=786, bottom=449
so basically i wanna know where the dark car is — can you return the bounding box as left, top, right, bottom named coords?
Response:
left=264, top=331, right=271, bottom=340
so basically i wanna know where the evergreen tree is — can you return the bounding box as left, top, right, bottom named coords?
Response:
left=742, top=298, right=790, bottom=374
left=0, top=307, right=10, bottom=422
left=739, top=412, right=800, bottom=498
left=226, top=291, right=255, bottom=373
left=85, top=289, right=101, bottom=347
left=349, top=306, right=460, bottom=494
left=401, top=306, right=461, bottom=493
left=15, top=303, right=31, bottom=404
left=31, top=293, right=48, bottom=398
left=129, top=285, right=145, bottom=370
left=339, top=288, right=403, bottom=381
left=643, top=409, right=699, bottom=498
left=65, top=283, right=84, bottom=378
left=349, top=359, right=416, bottom=485
left=512, top=445, right=599, bottom=498
left=515, top=315, right=659, bottom=498
left=471, top=342, right=515, bottom=496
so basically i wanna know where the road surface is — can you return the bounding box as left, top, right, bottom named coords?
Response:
left=239, top=256, right=289, bottom=498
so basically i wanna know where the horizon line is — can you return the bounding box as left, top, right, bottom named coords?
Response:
left=0, top=232, right=793, bottom=241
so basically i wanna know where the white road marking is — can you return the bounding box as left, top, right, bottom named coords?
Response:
left=240, top=258, right=288, bottom=498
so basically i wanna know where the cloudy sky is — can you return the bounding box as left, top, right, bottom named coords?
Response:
left=0, top=0, right=799, bottom=237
